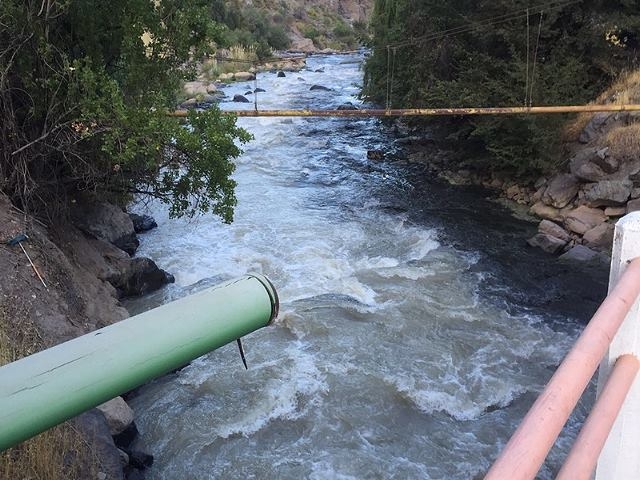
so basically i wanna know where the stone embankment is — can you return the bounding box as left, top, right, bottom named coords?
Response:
left=402, top=110, right=640, bottom=262
left=0, top=196, right=171, bottom=479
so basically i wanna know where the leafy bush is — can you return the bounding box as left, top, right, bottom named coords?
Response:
left=1, top=0, right=251, bottom=221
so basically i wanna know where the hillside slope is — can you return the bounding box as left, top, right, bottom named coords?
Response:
left=223, top=0, right=373, bottom=52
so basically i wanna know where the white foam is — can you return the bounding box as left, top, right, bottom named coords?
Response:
left=216, top=345, right=327, bottom=439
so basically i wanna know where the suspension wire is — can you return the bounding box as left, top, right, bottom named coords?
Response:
left=385, top=45, right=392, bottom=110
left=386, top=0, right=580, bottom=50
left=525, top=8, right=530, bottom=107
left=254, top=65, right=258, bottom=112
left=389, top=47, right=397, bottom=109
left=529, top=11, right=544, bottom=107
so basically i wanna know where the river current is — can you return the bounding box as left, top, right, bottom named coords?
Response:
left=128, top=53, right=607, bottom=479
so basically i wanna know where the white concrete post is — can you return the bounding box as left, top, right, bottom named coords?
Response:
left=596, top=212, right=640, bottom=480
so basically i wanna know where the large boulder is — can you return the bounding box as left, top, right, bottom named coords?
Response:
left=234, top=71, right=256, bottom=81
left=97, top=397, right=135, bottom=436
left=183, top=81, right=209, bottom=96
left=72, top=202, right=139, bottom=255
left=128, top=213, right=157, bottom=233
left=582, top=180, right=632, bottom=207
left=232, top=94, right=251, bottom=103
left=564, top=205, right=607, bottom=235
left=579, top=112, right=615, bottom=144
left=538, top=219, right=571, bottom=242
left=569, top=149, right=609, bottom=182
left=527, top=233, right=567, bottom=254
left=583, top=223, right=615, bottom=251
left=627, top=198, right=640, bottom=213
left=530, top=202, right=565, bottom=222
left=559, top=245, right=605, bottom=263
left=71, top=410, right=125, bottom=479
left=310, top=84, right=333, bottom=92
left=542, top=174, right=580, bottom=208
left=109, top=257, right=174, bottom=298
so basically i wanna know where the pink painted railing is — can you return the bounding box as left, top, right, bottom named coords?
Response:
left=485, top=213, right=640, bottom=480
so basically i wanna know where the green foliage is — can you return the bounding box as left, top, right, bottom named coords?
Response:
left=0, top=0, right=250, bottom=221
left=363, top=0, right=640, bottom=178
left=212, top=1, right=291, bottom=55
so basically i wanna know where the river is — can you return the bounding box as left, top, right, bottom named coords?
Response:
left=127, top=53, right=608, bottom=479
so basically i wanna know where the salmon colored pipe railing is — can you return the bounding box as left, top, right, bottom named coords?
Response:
left=484, top=258, right=640, bottom=480
left=556, top=354, right=640, bottom=480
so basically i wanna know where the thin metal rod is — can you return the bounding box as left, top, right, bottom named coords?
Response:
left=168, top=104, right=640, bottom=118
left=485, top=258, right=640, bottom=480
left=556, top=354, right=640, bottom=480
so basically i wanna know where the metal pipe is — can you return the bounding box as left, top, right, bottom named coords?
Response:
left=484, top=258, right=640, bottom=480
left=556, top=354, right=640, bottom=480
left=0, top=274, right=278, bottom=451
left=169, top=104, right=640, bottom=118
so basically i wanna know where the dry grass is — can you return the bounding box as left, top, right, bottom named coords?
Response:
left=0, top=307, right=99, bottom=480
left=604, top=123, right=640, bottom=159
left=563, top=70, right=640, bottom=141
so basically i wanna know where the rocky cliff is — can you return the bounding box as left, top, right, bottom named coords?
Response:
left=242, top=0, right=373, bottom=51
left=0, top=196, right=169, bottom=479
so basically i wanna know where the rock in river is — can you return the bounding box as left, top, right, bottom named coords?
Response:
left=232, top=94, right=251, bottom=103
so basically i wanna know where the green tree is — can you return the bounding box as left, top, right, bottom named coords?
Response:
left=363, top=0, right=640, bottom=177
left=0, top=0, right=251, bottom=222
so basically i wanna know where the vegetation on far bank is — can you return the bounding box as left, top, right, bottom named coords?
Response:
left=363, top=0, right=640, bottom=179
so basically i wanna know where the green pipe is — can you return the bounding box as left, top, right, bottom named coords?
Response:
left=0, top=274, right=278, bottom=451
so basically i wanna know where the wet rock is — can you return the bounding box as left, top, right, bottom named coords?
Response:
left=128, top=451, right=154, bottom=469
left=315, top=68, right=325, bottom=73
left=244, top=90, right=253, bottom=96
left=97, top=397, right=135, bottom=436
left=337, top=102, right=359, bottom=110
left=542, top=174, right=580, bottom=208
left=118, top=449, right=130, bottom=468
left=110, top=257, right=174, bottom=298
left=232, top=94, right=251, bottom=103
left=113, top=422, right=139, bottom=450
left=129, top=213, right=157, bottom=233
left=559, top=245, right=606, bottom=263
left=582, top=180, right=632, bottom=207
left=583, top=223, right=614, bottom=251
left=527, top=233, right=567, bottom=254
left=72, top=202, right=139, bottom=255
left=538, top=219, right=571, bottom=242
left=310, top=84, right=332, bottom=92
left=367, top=150, right=385, bottom=161
left=254, top=87, right=266, bottom=93
left=564, top=206, right=607, bottom=235
left=277, top=71, right=286, bottom=77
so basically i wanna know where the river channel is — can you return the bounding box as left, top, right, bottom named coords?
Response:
left=127, top=53, right=608, bottom=479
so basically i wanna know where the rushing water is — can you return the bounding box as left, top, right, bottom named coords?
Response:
left=127, top=53, right=607, bottom=479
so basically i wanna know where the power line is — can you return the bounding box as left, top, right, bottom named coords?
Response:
left=386, top=0, right=581, bottom=50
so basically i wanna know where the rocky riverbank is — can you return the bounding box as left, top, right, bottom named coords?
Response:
left=395, top=107, right=640, bottom=263
left=0, top=195, right=173, bottom=479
